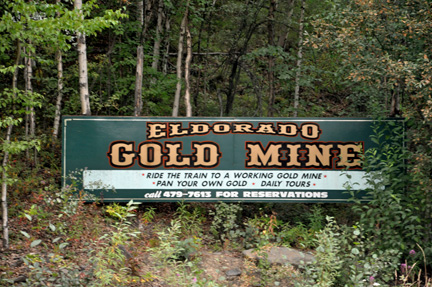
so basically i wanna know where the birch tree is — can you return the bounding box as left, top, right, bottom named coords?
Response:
left=24, top=51, right=35, bottom=139
left=0, top=0, right=125, bottom=249
left=134, top=0, right=145, bottom=116
left=75, top=0, right=91, bottom=116
left=293, top=0, right=305, bottom=117
left=53, top=0, right=63, bottom=140
left=1, top=39, right=21, bottom=249
left=134, top=0, right=153, bottom=116
left=172, top=2, right=189, bottom=117
left=1, top=120, right=13, bottom=249
left=162, top=15, right=171, bottom=75
left=184, top=25, right=193, bottom=117
left=1, top=49, right=41, bottom=249
left=53, top=49, right=63, bottom=139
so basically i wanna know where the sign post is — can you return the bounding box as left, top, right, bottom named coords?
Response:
left=62, top=117, right=403, bottom=202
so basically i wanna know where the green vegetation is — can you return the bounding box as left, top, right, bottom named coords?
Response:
left=1, top=0, right=432, bottom=285
left=1, top=177, right=432, bottom=285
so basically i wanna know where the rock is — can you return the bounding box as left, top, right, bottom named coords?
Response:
left=243, top=246, right=315, bottom=267
left=13, top=275, right=27, bottom=283
left=225, top=268, right=242, bottom=276
left=10, top=257, right=24, bottom=267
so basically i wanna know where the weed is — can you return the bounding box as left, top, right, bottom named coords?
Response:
left=19, top=253, right=94, bottom=287
left=104, top=202, right=138, bottom=222
left=308, top=205, right=325, bottom=232
left=148, top=219, right=217, bottom=286
left=278, top=223, right=316, bottom=250
left=141, top=206, right=156, bottom=224
left=91, top=201, right=147, bottom=286
left=297, top=216, right=342, bottom=287
left=243, top=212, right=282, bottom=248
left=242, top=254, right=299, bottom=287
left=298, top=217, right=402, bottom=287
left=209, top=202, right=244, bottom=248
left=175, top=201, right=206, bottom=236
left=149, top=219, right=184, bottom=265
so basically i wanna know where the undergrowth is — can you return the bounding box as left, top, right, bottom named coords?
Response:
left=1, top=123, right=431, bottom=286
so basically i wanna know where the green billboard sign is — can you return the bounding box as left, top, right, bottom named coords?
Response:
left=62, top=117, right=402, bottom=202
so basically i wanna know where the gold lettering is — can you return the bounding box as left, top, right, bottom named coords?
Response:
left=305, top=144, right=333, bottom=167
left=147, top=123, right=166, bottom=139
left=138, top=142, right=163, bottom=167
left=300, top=123, right=321, bottom=140
left=285, top=144, right=302, bottom=166
left=212, top=123, right=231, bottom=133
left=255, top=123, right=277, bottom=134
left=169, top=123, right=188, bottom=137
left=278, top=123, right=298, bottom=136
left=233, top=123, right=254, bottom=133
left=337, top=143, right=362, bottom=168
left=246, top=143, right=282, bottom=167
left=190, top=123, right=210, bottom=135
left=192, top=142, right=221, bottom=167
left=107, top=142, right=135, bottom=167
left=165, top=142, right=191, bottom=167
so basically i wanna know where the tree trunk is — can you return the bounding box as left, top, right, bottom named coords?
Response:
left=152, top=0, right=164, bottom=71
left=293, top=0, right=305, bottom=117
left=225, top=57, right=240, bottom=116
left=243, top=63, right=264, bottom=117
left=184, top=25, right=193, bottom=117
left=134, top=45, right=144, bottom=116
left=1, top=40, right=20, bottom=249
left=75, top=0, right=91, bottom=116
left=162, top=15, right=171, bottom=75
left=278, top=0, right=295, bottom=49
left=29, top=63, right=34, bottom=138
left=172, top=3, right=189, bottom=117
left=12, top=41, right=20, bottom=96
left=194, top=0, right=217, bottom=115
left=24, top=52, right=30, bottom=141
left=53, top=0, right=63, bottom=139
left=24, top=50, right=36, bottom=163
left=1, top=125, right=12, bottom=249
left=390, top=85, right=401, bottom=117
left=217, top=88, right=223, bottom=117
left=134, top=0, right=153, bottom=116
left=224, top=2, right=263, bottom=115
left=267, top=0, right=277, bottom=117
left=134, top=0, right=144, bottom=116
left=53, top=49, right=63, bottom=139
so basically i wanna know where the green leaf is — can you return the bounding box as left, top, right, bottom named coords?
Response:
left=49, top=223, right=56, bottom=232
left=31, top=239, right=42, bottom=247
left=59, top=242, right=69, bottom=249
left=20, top=231, right=31, bottom=239
left=351, top=247, right=360, bottom=255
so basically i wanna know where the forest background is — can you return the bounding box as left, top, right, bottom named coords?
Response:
left=1, top=0, right=432, bottom=286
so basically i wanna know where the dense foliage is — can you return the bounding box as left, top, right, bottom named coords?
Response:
left=1, top=0, right=432, bottom=286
